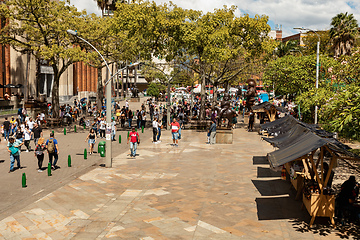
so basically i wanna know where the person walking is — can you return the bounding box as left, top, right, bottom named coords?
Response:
left=128, top=109, right=133, bottom=128
left=46, top=132, right=59, bottom=170
left=248, top=110, right=255, bottom=132
left=32, top=123, right=43, bottom=147
left=34, top=137, right=46, bottom=172
left=169, top=118, right=180, bottom=146
left=208, top=119, right=217, bottom=144
left=111, top=117, right=117, bottom=141
left=7, top=137, right=23, bottom=172
left=85, top=129, right=97, bottom=155
left=152, top=117, right=158, bottom=143
left=141, top=112, right=146, bottom=130
left=157, top=118, right=162, bottom=142
left=127, top=127, right=140, bottom=158
left=23, top=125, right=32, bottom=152
left=99, top=118, right=106, bottom=138
left=3, top=117, right=10, bottom=141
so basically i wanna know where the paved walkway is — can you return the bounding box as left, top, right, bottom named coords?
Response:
left=0, top=126, right=353, bottom=239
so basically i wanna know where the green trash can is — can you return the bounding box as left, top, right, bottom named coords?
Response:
left=98, top=141, right=106, bottom=157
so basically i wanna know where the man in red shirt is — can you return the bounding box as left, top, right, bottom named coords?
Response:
left=127, top=127, right=140, bottom=157
left=169, top=118, right=180, bottom=146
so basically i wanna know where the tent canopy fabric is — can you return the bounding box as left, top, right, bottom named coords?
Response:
left=267, top=133, right=328, bottom=168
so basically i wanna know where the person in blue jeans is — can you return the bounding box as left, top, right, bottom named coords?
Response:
left=157, top=119, right=162, bottom=141
left=127, top=127, right=140, bottom=157
left=46, top=132, right=60, bottom=170
left=7, top=137, right=23, bottom=172
left=3, top=117, right=10, bottom=141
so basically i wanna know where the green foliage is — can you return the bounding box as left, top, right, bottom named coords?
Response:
left=320, top=84, right=360, bottom=140
left=275, top=40, right=299, bottom=57
left=330, top=12, right=359, bottom=57
left=147, top=82, right=164, bottom=98
left=332, top=48, right=360, bottom=84
left=302, top=31, right=331, bottom=56
left=263, top=55, right=337, bottom=96
left=0, top=0, right=89, bottom=118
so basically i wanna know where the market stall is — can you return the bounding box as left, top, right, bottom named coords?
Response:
left=264, top=117, right=359, bottom=226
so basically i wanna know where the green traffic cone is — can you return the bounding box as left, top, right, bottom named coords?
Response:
left=127, top=131, right=129, bottom=138
left=74, top=125, right=77, bottom=132
left=84, top=124, right=86, bottom=130
left=64, top=127, right=66, bottom=135
left=22, top=173, right=27, bottom=188
left=68, top=155, right=71, bottom=167
left=142, top=126, right=144, bottom=133
left=119, top=135, right=121, bottom=144
left=52, top=130, right=54, bottom=135
left=84, top=148, right=87, bottom=159
left=47, top=162, right=52, bottom=176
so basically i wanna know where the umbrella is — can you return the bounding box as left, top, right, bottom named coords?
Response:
left=217, top=88, right=225, bottom=92
left=176, top=87, right=187, bottom=91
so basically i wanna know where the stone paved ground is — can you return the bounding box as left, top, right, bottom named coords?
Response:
left=0, top=123, right=357, bottom=239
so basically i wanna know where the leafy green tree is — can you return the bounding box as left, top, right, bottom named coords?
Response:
left=330, top=12, right=359, bottom=57
left=275, top=40, right=299, bottom=57
left=147, top=82, right=164, bottom=98
left=302, top=31, right=331, bottom=55
left=0, top=0, right=88, bottom=118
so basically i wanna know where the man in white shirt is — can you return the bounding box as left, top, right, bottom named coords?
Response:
left=125, top=100, right=129, bottom=111
left=27, top=118, right=35, bottom=131
left=152, top=117, right=159, bottom=143
left=99, top=118, right=106, bottom=138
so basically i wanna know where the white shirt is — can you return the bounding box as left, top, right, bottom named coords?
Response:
left=152, top=120, right=159, bottom=128
left=100, top=120, right=106, bottom=130
left=24, top=129, right=31, bottom=140
left=27, top=120, right=35, bottom=130
left=111, top=121, right=116, bottom=131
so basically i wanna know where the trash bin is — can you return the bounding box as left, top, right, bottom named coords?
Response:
left=98, top=141, right=106, bottom=157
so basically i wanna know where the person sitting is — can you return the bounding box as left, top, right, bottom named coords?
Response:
left=336, top=176, right=360, bottom=223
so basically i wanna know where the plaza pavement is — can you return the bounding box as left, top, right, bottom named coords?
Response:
left=0, top=122, right=352, bottom=239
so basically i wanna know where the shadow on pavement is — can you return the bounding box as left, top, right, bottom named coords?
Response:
left=253, top=156, right=268, bottom=165
left=257, top=166, right=281, bottom=178
left=252, top=179, right=290, bottom=196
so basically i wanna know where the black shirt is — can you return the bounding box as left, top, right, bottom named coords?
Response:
left=32, top=126, right=42, bottom=138
left=3, top=120, right=10, bottom=130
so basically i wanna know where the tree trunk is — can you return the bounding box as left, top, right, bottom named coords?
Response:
left=212, top=84, right=217, bottom=107
left=51, top=73, right=60, bottom=119
left=97, top=67, right=104, bottom=108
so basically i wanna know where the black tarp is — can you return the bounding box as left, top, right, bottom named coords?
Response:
left=263, top=124, right=311, bottom=149
left=267, top=132, right=328, bottom=168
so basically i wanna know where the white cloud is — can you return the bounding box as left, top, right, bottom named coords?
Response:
left=69, top=0, right=360, bottom=37
left=69, top=0, right=101, bottom=15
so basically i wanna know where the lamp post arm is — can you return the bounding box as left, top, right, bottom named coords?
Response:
left=76, top=35, right=112, bottom=76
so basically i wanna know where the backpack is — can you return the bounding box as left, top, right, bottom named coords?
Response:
left=47, top=139, right=55, bottom=153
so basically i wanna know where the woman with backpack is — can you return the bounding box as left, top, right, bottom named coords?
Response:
left=34, top=137, right=46, bottom=172
left=46, top=132, right=59, bottom=170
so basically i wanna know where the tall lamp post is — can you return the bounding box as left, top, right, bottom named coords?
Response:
left=67, top=30, right=113, bottom=168
left=294, top=27, right=320, bottom=124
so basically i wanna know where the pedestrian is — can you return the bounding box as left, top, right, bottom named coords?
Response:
left=3, top=117, right=10, bottom=141
left=32, top=123, right=43, bottom=147
left=34, top=137, right=46, bottom=172
left=127, top=127, right=140, bottom=158
left=232, top=113, right=238, bottom=129
left=23, top=125, right=32, bottom=152
left=248, top=110, right=255, bottom=132
left=157, top=118, right=162, bottom=142
left=208, top=119, right=216, bottom=144
left=111, top=117, right=117, bottom=141
left=10, top=116, right=16, bottom=135
left=128, top=109, right=133, bottom=128
left=85, top=129, right=97, bottom=155
left=169, top=118, right=180, bottom=146
left=46, top=132, right=59, bottom=170
left=99, top=118, right=106, bottom=138
left=177, top=117, right=183, bottom=140
left=141, top=112, right=146, bottom=129
left=136, top=110, right=142, bottom=129
left=7, top=137, right=23, bottom=172
left=152, top=117, right=158, bottom=143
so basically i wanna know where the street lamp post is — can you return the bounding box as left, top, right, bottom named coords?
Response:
left=294, top=27, right=320, bottom=124
left=67, top=30, right=113, bottom=168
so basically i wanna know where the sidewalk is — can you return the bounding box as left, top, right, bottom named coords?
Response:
left=0, top=127, right=347, bottom=239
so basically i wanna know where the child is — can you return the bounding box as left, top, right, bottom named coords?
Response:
left=34, top=137, right=46, bottom=172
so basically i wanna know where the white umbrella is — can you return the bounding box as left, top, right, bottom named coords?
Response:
left=217, top=88, right=225, bottom=92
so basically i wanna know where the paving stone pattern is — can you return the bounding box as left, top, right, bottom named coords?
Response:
left=0, top=127, right=345, bottom=239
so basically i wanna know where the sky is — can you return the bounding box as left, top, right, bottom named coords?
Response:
left=69, top=0, right=360, bottom=37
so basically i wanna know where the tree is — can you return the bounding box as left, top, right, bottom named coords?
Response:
left=275, top=40, right=299, bottom=57
left=178, top=8, right=274, bottom=119
left=302, top=31, right=331, bottom=56
left=0, top=0, right=88, bottom=118
left=330, top=12, right=359, bottom=57
left=146, top=82, right=164, bottom=98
